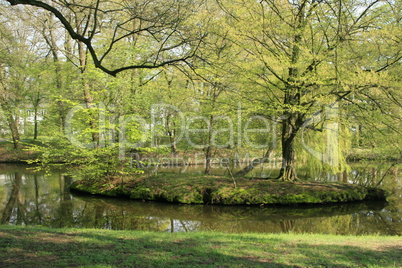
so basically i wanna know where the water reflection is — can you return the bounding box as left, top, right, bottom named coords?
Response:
left=0, top=164, right=401, bottom=235
left=1, top=172, right=23, bottom=224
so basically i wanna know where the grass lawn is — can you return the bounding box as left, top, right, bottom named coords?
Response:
left=0, top=225, right=400, bottom=267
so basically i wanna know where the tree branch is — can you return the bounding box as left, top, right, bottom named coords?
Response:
left=5, top=0, right=200, bottom=77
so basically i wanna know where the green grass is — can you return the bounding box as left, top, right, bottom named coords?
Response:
left=0, top=225, right=400, bottom=267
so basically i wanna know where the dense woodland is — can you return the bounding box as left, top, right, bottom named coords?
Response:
left=0, top=0, right=401, bottom=181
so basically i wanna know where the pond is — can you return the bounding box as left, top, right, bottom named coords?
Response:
left=0, top=163, right=401, bottom=235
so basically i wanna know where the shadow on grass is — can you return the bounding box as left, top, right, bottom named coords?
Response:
left=0, top=226, right=400, bottom=267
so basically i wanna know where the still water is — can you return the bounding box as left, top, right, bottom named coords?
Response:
left=0, top=163, right=401, bottom=235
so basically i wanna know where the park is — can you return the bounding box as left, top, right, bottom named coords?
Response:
left=0, top=0, right=401, bottom=267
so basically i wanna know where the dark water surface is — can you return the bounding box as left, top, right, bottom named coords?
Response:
left=0, top=163, right=401, bottom=235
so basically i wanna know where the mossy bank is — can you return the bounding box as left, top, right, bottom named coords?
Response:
left=0, top=140, right=40, bottom=163
left=70, top=173, right=387, bottom=205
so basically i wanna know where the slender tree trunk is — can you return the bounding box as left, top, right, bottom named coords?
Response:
left=0, top=70, right=21, bottom=149
left=8, top=114, right=20, bottom=149
left=42, top=12, right=66, bottom=134
left=204, top=114, right=214, bottom=174
left=83, top=81, right=99, bottom=146
left=204, top=85, right=223, bottom=175
left=0, top=100, right=21, bottom=149
left=33, top=92, right=40, bottom=140
left=166, top=114, right=177, bottom=154
left=234, top=146, right=273, bottom=177
left=170, top=135, right=177, bottom=154
left=54, top=57, right=66, bottom=134
left=55, top=64, right=66, bottom=134
left=204, top=146, right=212, bottom=174
left=78, top=41, right=99, bottom=147
left=33, top=109, right=38, bottom=140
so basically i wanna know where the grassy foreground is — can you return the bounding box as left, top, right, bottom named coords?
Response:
left=0, top=226, right=400, bottom=267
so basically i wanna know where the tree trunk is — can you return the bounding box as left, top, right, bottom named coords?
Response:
left=42, top=12, right=66, bottom=134
left=275, top=1, right=308, bottom=182
left=33, top=91, right=40, bottom=140
left=78, top=40, right=99, bottom=147
left=204, top=114, right=214, bottom=175
left=166, top=114, right=177, bottom=154
left=54, top=63, right=66, bottom=134
left=277, top=114, right=299, bottom=182
left=278, top=136, right=297, bottom=181
left=0, top=79, right=21, bottom=149
left=33, top=109, right=38, bottom=140
left=0, top=100, right=21, bottom=149
left=204, top=145, right=212, bottom=174
left=8, top=115, right=20, bottom=150
left=83, top=82, right=100, bottom=146
left=234, top=147, right=273, bottom=177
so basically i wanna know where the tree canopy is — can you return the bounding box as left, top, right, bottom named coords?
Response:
left=1, top=0, right=401, bottom=181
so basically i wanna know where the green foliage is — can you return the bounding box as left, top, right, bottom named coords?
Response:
left=1, top=0, right=401, bottom=180
left=27, top=136, right=143, bottom=180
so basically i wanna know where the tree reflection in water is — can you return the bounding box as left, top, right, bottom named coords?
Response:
left=0, top=164, right=400, bottom=235
left=1, top=172, right=23, bottom=224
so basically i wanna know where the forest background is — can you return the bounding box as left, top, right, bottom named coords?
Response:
left=0, top=0, right=401, bottom=182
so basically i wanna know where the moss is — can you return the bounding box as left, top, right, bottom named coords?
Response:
left=69, top=173, right=388, bottom=206
left=130, top=187, right=152, bottom=200
left=365, top=187, right=387, bottom=200
left=70, top=181, right=99, bottom=195
left=281, top=194, right=320, bottom=204
left=177, top=190, right=204, bottom=204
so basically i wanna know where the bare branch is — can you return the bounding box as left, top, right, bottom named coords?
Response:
left=5, top=0, right=201, bottom=76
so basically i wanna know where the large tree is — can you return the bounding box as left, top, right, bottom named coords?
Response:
left=221, top=0, right=402, bottom=181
